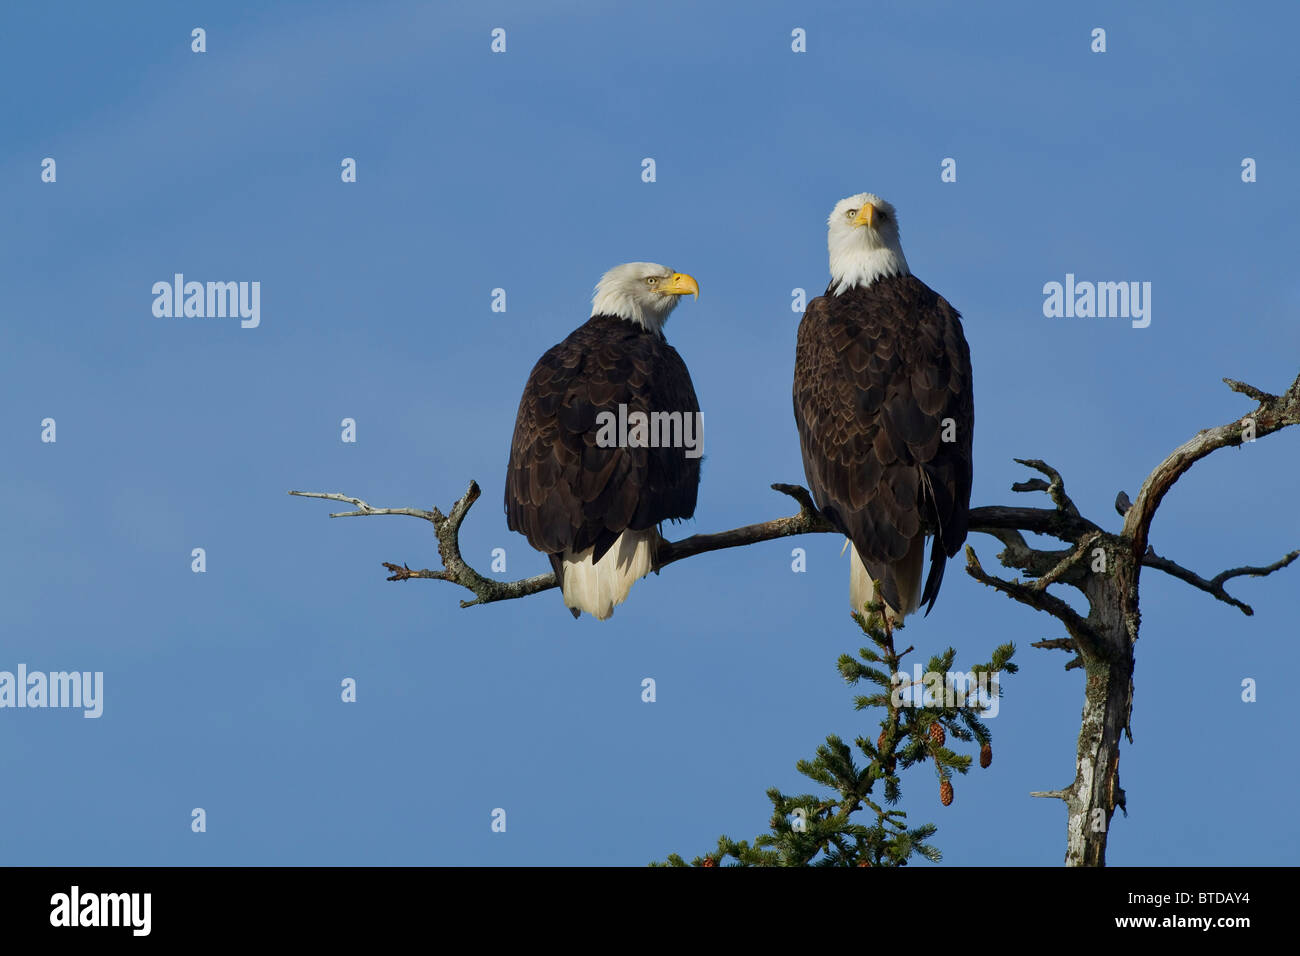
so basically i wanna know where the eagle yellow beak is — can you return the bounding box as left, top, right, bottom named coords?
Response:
left=662, top=272, right=700, bottom=299
left=853, top=203, right=877, bottom=229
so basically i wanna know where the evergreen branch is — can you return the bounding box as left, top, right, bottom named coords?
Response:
left=655, top=619, right=1014, bottom=866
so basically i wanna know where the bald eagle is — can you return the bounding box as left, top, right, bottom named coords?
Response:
left=505, top=262, right=702, bottom=620
left=793, top=194, right=974, bottom=624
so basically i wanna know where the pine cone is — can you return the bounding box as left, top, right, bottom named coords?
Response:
left=702, top=856, right=716, bottom=868
left=940, top=780, right=954, bottom=806
left=929, top=721, right=945, bottom=746
left=980, top=743, right=993, bottom=768
left=877, top=731, right=887, bottom=752
left=857, top=858, right=871, bottom=867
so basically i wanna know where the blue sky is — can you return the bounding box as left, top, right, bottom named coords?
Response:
left=2, top=0, right=1297, bottom=865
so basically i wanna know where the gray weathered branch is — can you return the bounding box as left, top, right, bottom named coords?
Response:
left=1122, top=376, right=1300, bottom=562
left=289, top=373, right=1298, bottom=622
left=289, top=482, right=838, bottom=608
left=290, top=370, right=1300, bottom=868
left=959, top=371, right=1300, bottom=867
left=963, top=545, right=1101, bottom=652
left=1141, top=546, right=1300, bottom=616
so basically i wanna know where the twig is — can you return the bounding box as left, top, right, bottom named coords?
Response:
left=287, top=491, right=437, bottom=522
left=1012, top=459, right=1080, bottom=517
left=964, top=546, right=1100, bottom=653
left=1032, top=531, right=1103, bottom=592
left=1141, top=546, right=1300, bottom=616
left=1029, top=788, right=1071, bottom=801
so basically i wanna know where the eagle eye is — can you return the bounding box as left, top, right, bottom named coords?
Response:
left=645, top=276, right=659, bottom=286
left=845, top=208, right=858, bottom=219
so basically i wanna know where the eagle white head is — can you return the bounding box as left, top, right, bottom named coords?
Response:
left=591, top=262, right=700, bottom=334
left=827, top=193, right=911, bottom=295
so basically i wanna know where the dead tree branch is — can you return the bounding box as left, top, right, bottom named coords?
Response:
left=1123, top=376, right=1300, bottom=562
left=1141, top=546, right=1300, bottom=616
left=289, top=482, right=836, bottom=608
left=961, top=371, right=1300, bottom=866
left=290, top=371, right=1300, bottom=867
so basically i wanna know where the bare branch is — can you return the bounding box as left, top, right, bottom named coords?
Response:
left=1031, top=638, right=1076, bottom=653
left=963, top=546, right=1100, bottom=653
left=1223, top=378, right=1277, bottom=404
left=287, top=490, right=437, bottom=522
left=292, top=374, right=1300, bottom=626
left=291, top=475, right=1109, bottom=612
left=1142, top=546, right=1300, bottom=616
left=1029, top=788, right=1071, bottom=801
left=1123, top=373, right=1300, bottom=561
left=966, top=505, right=1100, bottom=543
left=1032, top=531, right=1103, bottom=593
left=381, top=563, right=442, bottom=582
left=1030, top=637, right=1084, bottom=671
left=1011, top=478, right=1050, bottom=495
left=292, top=481, right=837, bottom=609
left=656, top=483, right=836, bottom=566
left=982, top=527, right=1076, bottom=581
left=1012, top=459, right=1080, bottom=517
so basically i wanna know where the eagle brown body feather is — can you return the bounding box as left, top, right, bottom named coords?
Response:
left=506, top=314, right=701, bottom=616
left=793, top=274, right=973, bottom=618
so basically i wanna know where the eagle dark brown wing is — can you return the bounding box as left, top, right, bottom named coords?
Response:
left=505, top=315, right=701, bottom=569
left=792, top=274, right=973, bottom=615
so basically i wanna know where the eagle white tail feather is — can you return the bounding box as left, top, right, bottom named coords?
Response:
left=849, top=535, right=926, bottom=624
left=562, top=529, right=658, bottom=620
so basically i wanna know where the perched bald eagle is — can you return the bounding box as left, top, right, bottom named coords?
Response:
left=793, top=194, right=974, bottom=624
left=505, top=262, right=702, bottom=620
